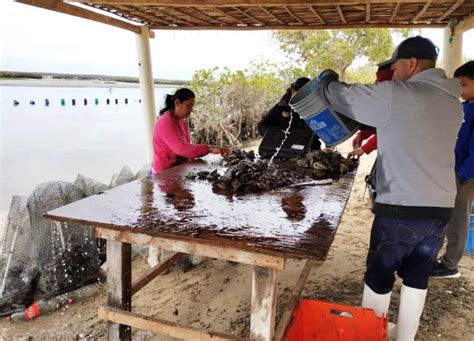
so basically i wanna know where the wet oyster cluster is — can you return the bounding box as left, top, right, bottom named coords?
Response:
left=188, top=150, right=293, bottom=193
left=186, top=149, right=357, bottom=194
left=291, top=149, right=358, bottom=178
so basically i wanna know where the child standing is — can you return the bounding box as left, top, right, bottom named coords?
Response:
left=432, top=60, right=474, bottom=278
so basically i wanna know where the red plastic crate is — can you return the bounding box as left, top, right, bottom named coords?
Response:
left=284, top=299, right=388, bottom=341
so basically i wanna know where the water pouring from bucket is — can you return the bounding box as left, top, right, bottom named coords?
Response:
left=289, top=75, right=359, bottom=147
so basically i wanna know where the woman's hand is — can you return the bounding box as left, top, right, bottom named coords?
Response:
left=352, top=133, right=363, bottom=149
left=348, top=148, right=364, bottom=158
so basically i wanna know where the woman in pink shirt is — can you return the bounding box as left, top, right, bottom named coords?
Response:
left=152, top=88, right=209, bottom=174
left=149, top=88, right=209, bottom=270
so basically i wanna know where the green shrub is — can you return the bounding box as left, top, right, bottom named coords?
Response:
left=189, top=63, right=305, bottom=146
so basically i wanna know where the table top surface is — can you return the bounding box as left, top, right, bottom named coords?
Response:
left=45, top=155, right=356, bottom=260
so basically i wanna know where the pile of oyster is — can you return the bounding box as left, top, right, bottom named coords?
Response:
left=189, top=150, right=294, bottom=193
left=291, top=149, right=357, bottom=178
left=186, top=149, right=357, bottom=194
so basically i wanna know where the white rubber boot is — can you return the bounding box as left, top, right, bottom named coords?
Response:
left=191, top=255, right=205, bottom=265
left=396, top=284, right=427, bottom=341
left=147, top=246, right=161, bottom=268
left=362, top=283, right=392, bottom=317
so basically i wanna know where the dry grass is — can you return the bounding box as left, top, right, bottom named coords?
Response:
left=191, top=84, right=274, bottom=147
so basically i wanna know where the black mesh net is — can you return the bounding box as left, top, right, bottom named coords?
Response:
left=0, top=182, right=102, bottom=316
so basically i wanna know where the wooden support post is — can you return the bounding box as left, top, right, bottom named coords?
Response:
left=106, top=240, right=132, bottom=340
left=136, top=26, right=157, bottom=164
left=250, top=266, right=277, bottom=341
left=274, top=260, right=319, bottom=340
left=131, top=252, right=182, bottom=295
left=98, top=306, right=245, bottom=340
left=443, top=26, right=462, bottom=77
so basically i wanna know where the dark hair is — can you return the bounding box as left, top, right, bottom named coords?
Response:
left=454, top=61, right=474, bottom=80
left=292, top=77, right=310, bottom=92
left=159, top=88, right=195, bottom=116
left=377, top=63, right=392, bottom=71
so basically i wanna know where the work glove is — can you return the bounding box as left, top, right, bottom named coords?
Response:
left=317, top=69, right=339, bottom=104
left=210, top=147, right=232, bottom=156
left=317, top=69, right=339, bottom=83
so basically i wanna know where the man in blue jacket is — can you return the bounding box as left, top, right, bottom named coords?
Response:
left=432, top=60, right=474, bottom=278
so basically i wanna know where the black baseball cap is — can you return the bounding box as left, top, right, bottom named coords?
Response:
left=292, top=77, right=310, bottom=91
left=378, top=36, right=439, bottom=67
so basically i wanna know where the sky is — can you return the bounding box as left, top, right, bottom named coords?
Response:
left=1, top=1, right=473, bottom=80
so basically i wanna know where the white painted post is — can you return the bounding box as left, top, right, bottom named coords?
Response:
left=443, top=26, right=462, bottom=77
left=136, top=26, right=156, bottom=164
left=250, top=266, right=277, bottom=341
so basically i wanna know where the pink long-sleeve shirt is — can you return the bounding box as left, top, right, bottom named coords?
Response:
left=152, top=111, right=209, bottom=174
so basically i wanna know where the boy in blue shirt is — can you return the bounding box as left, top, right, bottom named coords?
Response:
left=432, top=60, right=474, bottom=278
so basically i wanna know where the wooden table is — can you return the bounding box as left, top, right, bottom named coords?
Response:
left=45, top=155, right=356, bottom=341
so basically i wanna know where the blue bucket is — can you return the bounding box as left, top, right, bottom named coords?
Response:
left=465, top=213, right=474, bottom=254
left=289, top=77, right=359, bottom=147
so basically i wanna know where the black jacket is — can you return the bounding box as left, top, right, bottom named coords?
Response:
left=257, top=92, right=321, bottom=150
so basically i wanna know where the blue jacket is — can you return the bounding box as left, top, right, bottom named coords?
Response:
left=455, top=101, right=474, bottom=181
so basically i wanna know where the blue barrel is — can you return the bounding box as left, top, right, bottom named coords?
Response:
left=465, top=211, right=474, bottom=254
left=289, top=77, right=359, bottom=147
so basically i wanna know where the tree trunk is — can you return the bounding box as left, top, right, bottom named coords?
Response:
left=339, top=64, right=350, bottom=82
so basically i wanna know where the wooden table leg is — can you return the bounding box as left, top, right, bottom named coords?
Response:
left=250, top=266, right=277, bottom=341
left=106, top=240, right=132, bottom=340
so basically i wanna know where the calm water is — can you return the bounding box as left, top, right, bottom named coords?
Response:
left=0, top=84, right=176, bottom=217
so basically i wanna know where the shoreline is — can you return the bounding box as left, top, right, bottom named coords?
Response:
left=0, top=78, right=184, bottom=88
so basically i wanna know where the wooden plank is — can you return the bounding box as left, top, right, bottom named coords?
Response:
left=231, top=6, right=262, bottom=24
left=148, top=22, right=444, bottom=30
left=336, top=5, right=347, bottom=24
left=411, top=1, right=431, bottom=23
left=69, top=1, right=461, bottom=6
left=98, top=305, right=246, bottom=340
left=106, top=240, right=132, bottom=340
left=284, top=6, right=305, bottom=25
left=250, top=266, right=277, bottom=341
left=131, top=252, right=183, bottom=296
left=307, top=5, right=325, bottom=24
left=436, top=0, right=464, bottom=23
left=365, top=3, right=370, bottom=23
left=390, top=2, right=401, bottom=23
left=274, top=260, right=319, bottom=341
left=43, top=158, right=354, bottom=261
left=97, top=228, right=286, bottom=270
left=213, top=6, right=246, bottom=24
left=259, top=6, right=284, bottom=24
left=16, top=0, right=142, bottom=33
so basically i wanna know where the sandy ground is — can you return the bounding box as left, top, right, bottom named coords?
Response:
left=1, top=141, right=473, bottom=340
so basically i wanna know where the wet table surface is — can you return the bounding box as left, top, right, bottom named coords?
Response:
left=45, top=155, right=356, bottom=261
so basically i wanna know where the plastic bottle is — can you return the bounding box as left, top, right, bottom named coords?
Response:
left=5, top=283, right=102, bottom=322
left=6, top=297, right=65, bottom=321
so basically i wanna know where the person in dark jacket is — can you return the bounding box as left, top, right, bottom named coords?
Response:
left=257, top=77, right=321, bottom=150
left=432, top=60, right=474, bottom=278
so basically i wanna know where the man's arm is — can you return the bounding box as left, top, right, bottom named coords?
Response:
left=319, top=71, right=393, bottom=128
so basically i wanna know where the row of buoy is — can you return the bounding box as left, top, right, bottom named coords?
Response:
left=12, top=98, right=142, bottom=107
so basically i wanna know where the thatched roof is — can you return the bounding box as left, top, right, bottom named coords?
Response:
left=17, top=1, right=474, bottom=33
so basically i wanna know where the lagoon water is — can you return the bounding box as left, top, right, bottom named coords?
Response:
left=0, top=83, right=176, bottom=219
